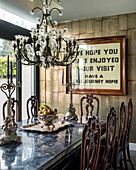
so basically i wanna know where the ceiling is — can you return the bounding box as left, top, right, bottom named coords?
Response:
left=0, top=0, right=136, bottom=24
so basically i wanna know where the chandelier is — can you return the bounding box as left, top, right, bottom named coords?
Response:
left=12, top=0, right=79, bottom=68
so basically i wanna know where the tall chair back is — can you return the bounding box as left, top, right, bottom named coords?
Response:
left=26, top=95, right=39, bottom=119
left=126, top=98, right=133, bottom=139
left=118, top=102, right=126, bottom=148
left=80, top=94, right=99, bottom=118
left=101, top=107, right=117, bottom=170
left=80, top=116, right=101, bottom=170
left=113, top=102, right=126, bottom=169
left=123, top=99, right=134, bottom=169
left=2, top=97, right=20, bottom=121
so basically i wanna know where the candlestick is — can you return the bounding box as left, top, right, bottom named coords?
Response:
left=7, top=55, right=9, bottom=80
left=62, top=69, right=80, bottom=120
left=69, top=65, right=71, bottom=83
left=62, top=69, right=64, bottom=84
left=7, top=99, right=11, bottom=117
left=0, top=79, right=21, bottom=145
left=19, top=59, right=21, bottom=82
left=10, top=61, right=12, bottom=83
left=78, top=67, right=80, bottom=83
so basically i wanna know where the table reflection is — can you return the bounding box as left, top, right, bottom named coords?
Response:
left=1, top=144, right=18, bottom=169
left=65, top=129, right=73, bottom=145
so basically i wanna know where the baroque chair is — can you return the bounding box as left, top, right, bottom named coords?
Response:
left=80, top=116, right=101, bottom=170
left=113, top=102, right=126, bottom=170
left=123, top=99, right=134, bottom=169
left=99, top=107, right=117, bottom=170
left=26, top=95, right=39, bottom=119
left=2, top=97, right=20, bottom=121
left=80, top=94, right=99, bottom=119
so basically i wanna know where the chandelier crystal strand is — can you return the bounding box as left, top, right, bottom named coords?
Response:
left=12, top=0, right=79, bottom=68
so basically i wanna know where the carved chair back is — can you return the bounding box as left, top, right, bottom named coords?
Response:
left=101, top=107, right=117, bottom=170
left=2, top=97, right=20, bottom=121
left=80, top=94, right=99, bottom=118
left=118, top=102, right=126, bottom=148
left=122, top=99, right=134, bottom=170
left=80, top=116, right=101, bottom=170
left=126, top=98, right=133, bottom=140
left=113, top=102, right=126, bottom=170
left=26, top=95, right=39, bottom=119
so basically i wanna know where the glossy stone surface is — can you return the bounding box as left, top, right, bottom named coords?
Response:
left=0, top=118, right=84, bottom=170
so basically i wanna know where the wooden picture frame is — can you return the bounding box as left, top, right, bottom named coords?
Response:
left=66, top=36, right=126, bottom=95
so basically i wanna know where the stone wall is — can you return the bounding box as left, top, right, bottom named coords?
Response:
left=40, top=13, right=136, bottom=143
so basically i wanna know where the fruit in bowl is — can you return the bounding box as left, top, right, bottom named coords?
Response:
left=38, top=104, right=58, bottom=129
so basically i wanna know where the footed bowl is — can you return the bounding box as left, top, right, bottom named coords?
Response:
left=38, top=114, right=58, bottom=129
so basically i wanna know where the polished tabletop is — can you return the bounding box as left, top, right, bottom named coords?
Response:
left=0, top=115, right=106, bottom=170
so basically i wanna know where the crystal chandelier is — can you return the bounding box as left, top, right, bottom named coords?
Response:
left=12, top=0, right=79, bottom=68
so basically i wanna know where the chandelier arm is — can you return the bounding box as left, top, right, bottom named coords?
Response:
left=49, top=7, right=62, bottom=17
left=21, top=41, right=41, bottom=64
left=54, top=57, right=76, bottom=66
left=64, top=46, right=79, bottom=63
left=53, top=49, right=79, bottom=66
left=20, top=50, right=38, bottom=64
left=21, top=46, right=42, bottom=65
left=40, top=0, right=44, bottom=6
left=15, top=39, right=42, bottom=65
left=50, top=20, right=54, bottom=28
left=31, top=7, right=44, bottom=25
left=32, top=7, right=43, bottom=13
left=18, top=52, right=39, bottom=65
left=40, top=12, right=46, bottom=26
left=49, top=0, right=53, bottom=6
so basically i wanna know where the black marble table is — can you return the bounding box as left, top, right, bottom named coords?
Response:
left=0, top=115, right=106, bottom=170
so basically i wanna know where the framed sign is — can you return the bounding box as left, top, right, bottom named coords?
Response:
left=66, top=36, right=126, bottom=95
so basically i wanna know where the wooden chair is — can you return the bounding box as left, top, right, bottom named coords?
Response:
left=123, top=99, right=134, bottom=169
left=2, top=97, right=20, bottom=121
left=80, top=116, right=101, bottom=170
left=80, top=94, right=99, bottom=118
left=26, top=95, right=39, bottom=119
left=113, top=102, right=126, bottom=170
left=100, top=107, right=117, bottom=170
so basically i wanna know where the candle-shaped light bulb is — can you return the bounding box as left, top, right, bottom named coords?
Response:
left=62, top=69, right=64, bottom=84
left=10, top=61, right=12, bottom=83
left=7, top=55, right=9, bottom=80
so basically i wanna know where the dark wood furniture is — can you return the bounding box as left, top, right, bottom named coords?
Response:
left=26, top=95, right=39, bottom=119
left=80, top=116, right=101, bottom=170
left=123, top=99, right=134, bottom=169
left=2, top=97, right=20, bottom=121
left=0, top=114, right=106, bottom=170
left=114, top=102, right=126, bottom=170
left=80, top=94, right=99, bottom=118
left=100, top=107, right=117, bottom=170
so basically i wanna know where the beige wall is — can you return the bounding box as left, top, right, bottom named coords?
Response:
left=40, top=13, right=136, bottom=143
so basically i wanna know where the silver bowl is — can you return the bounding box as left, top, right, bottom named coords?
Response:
left=38, top=114, right=58, bottom=129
